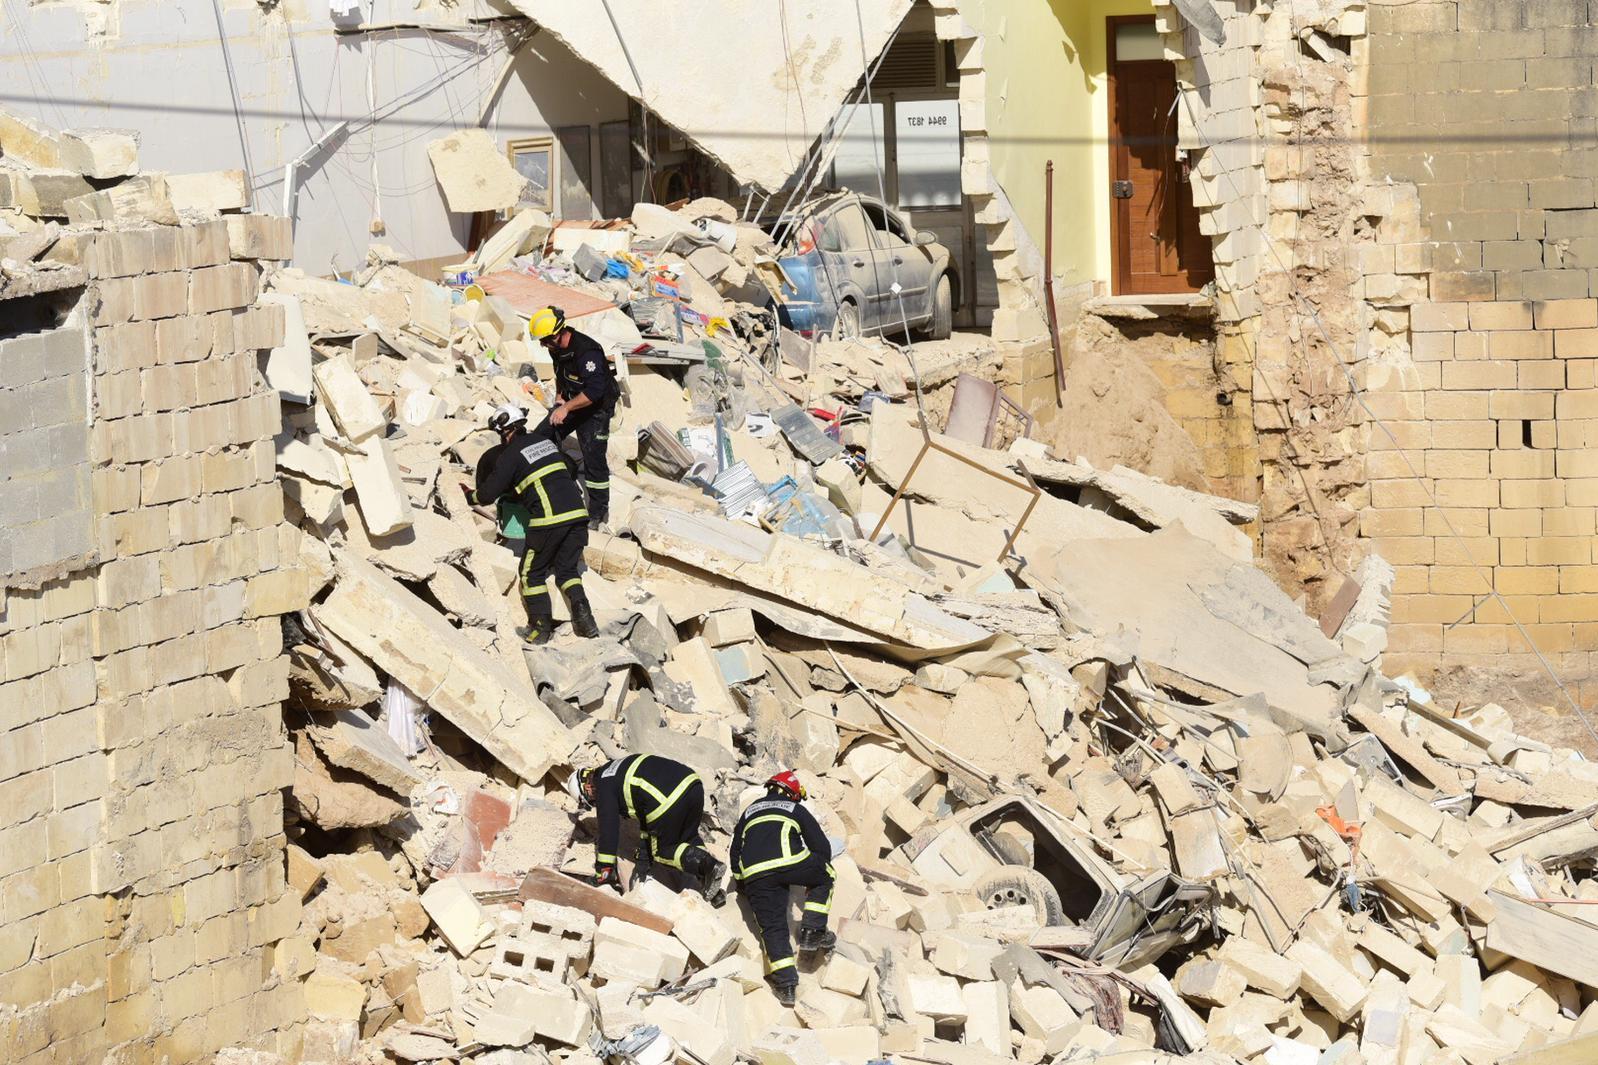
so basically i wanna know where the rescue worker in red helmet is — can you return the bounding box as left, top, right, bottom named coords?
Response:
left=730, top=770, right=836, bottom=1005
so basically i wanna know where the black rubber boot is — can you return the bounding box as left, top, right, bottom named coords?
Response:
left=796, top=925, right=836, bottom=953
left=684, top=849, right=727, bottom=906
left=770, top=979, right=797, bottom=1007
left=522, top=624, right=551, bottom=647
left=569, top=597, right=599, bottom=639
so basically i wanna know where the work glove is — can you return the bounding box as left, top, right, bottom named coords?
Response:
left=593, top=865, right=621, bottom=890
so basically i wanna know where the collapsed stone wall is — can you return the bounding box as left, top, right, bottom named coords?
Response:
left=0, top=218, right=307, bottom=1062
left=1161, top=0, right=1373, bottom=613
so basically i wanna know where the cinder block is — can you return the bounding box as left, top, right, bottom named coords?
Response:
left=225, top=215, right=293, bottom=260
left=419, top=878, right=493, bottom=955
left=131, top=272, right=189, bottom=321
left=593, top=917, right=689, bottom=984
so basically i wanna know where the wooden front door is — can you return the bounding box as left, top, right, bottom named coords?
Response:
left=1108, top=16, right=1214, bottom=296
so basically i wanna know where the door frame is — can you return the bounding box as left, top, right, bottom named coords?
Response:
left=1106, top=13, right=1213, bottom=297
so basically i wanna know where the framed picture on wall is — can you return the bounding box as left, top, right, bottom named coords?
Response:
left=506, top=137, right=554, bottom=213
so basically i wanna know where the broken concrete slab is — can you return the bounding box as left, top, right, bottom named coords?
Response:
left=310, top=554, right=575, bottom=783
left=305, top=706, right=425, bottom=796
left=166, top=168, right=250, bottom=212
left=427, top=128, right=526, bottom=213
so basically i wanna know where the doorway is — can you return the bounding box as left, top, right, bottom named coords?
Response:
left=1107, top=16, right=1213, bottom=296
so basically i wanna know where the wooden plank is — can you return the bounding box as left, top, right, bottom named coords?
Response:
left=1501, top=1032, right=1598, bottom=1065
left=516, top=867, right=673, bottom=935
left=1483, top=891, right=1598, bottom=990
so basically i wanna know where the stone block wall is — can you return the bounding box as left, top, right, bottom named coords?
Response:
left=0, top=218, right=308, bottom=1062
left=0, top=304, right=94, bottom=583
left=1362, top=0, right=1598, bottom=710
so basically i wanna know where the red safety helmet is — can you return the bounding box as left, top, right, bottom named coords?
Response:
left=767, top=770, right=806, bottom=801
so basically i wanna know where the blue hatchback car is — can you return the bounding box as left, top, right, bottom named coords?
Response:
left=771, top=192, right=956, bottom=341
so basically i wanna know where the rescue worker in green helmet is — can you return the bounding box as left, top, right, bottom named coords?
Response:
left=567, top=754, right=726, bottom=904
left=463, top=404, right=596, bottom=646
left=527, top=305, right=617, bottom=531
left=730, top=770, right=836, bottom=1006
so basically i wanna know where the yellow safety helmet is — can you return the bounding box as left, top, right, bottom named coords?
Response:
left=527, top=306, right=566, bottom=341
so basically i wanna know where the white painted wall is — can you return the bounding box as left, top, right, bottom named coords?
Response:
left=0, top=0, right=630, bottom=276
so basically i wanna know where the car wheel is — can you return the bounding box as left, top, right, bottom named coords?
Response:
left=975, top=866, right=1065, bottom=926
left=925, top=274, right=952, bottom=341
left=833, top=300, right=861, bottom=340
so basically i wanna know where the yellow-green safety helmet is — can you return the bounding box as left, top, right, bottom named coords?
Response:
left=527, top=306, right=566, bottom=340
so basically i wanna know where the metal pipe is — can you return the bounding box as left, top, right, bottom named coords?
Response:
left=1043, top=159, right=1066, bottom=408
left=478, top=27, right=540, bottom=128
left=282, top=120, right=350, bottom=239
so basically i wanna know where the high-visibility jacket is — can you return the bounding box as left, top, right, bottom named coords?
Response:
left=468, top=425, right=587, bottom=529
left=593, top=754, right=700, bottom=866
left=730, top=796, right=831, bottom=882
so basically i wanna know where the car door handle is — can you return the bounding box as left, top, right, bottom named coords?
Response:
left=892, top=256, right=903, bottom=265
left=851, top=259, right=866, bottom=268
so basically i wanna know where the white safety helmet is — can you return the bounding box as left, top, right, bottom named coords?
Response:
left=488, top=403, right=528, bottom=433
left=565, top=767, right=594, bottom=810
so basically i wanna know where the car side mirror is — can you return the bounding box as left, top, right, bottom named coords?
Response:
left=914, top=231, right=937, bottom=246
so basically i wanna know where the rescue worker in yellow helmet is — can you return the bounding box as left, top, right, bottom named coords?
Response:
left=567, top=754, right=726, bottom=904
left=463, top=404, right=597, bottom=645
left=730, top=771, right=836, bottom=1006
left=527, top=306, right=617, bottom=531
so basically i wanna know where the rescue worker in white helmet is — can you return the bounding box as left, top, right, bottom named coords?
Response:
left=567, top=754, right=725, bottom=904
left=730, top=770, right=836, bottom=1006
left=527, top=306, right=617, bottom=531
left=463, top=404, right=596, bottom=645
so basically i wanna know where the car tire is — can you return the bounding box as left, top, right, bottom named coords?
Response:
left=925, top=273, right=953, bottom=341
left=975, top=865, right=1065, bottom=926
left=833, top=300, right=861, bottom=340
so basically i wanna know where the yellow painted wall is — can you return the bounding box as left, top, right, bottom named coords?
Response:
left=962, top=0, right=1155, bottom=290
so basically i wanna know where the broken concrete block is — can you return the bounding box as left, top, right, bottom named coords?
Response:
left=419, top=877, right=493, bottom=956
left=1220, top=936, right=1302, bottom=998
left=504, top=982, right=593, bottom=1046
left=428, top=128, right=526, bottom=213
left=58, top=128, right=138, bottom=178
left=313, top=353, right=386, bottom=442
left=287, top=843, right=326, bottom=900
left=794, top=986, right=867, bottom=1030
left=1174, top=957, right=1248, bottom=1007
left=26, top=171, right=97, bottom=217
left=1286, top=938, right=1367, bottom=1023
left=961, top=981, right=1010, bottom=1054
left=703, top=607, right=757, bottom=647
left=669, top=893, right=738, bottom=965
left=663, top=637, right=740, bottom=716
left=594, top=917, right=690, bottom=984
left=306, top=706, right=423, bottom=796
left=166, top=168, right=250, bottom=212
left=65, top=175, right=181, bottom=225
left=914, top=663, right=968, bottom=694
left=813, top=1026, right=882, bottom=1064
left=906, top=970, right=966, bottom=1020
left=751, top=1028, right=828, bottom=1065
left=341, top=434, right=413, bottom=538
left=815, top=456, right=862, bottom=515
left=1009, top=983, right=1077, bottom=1051
left=304, top=970, right=366, bottom=1022
left=645, top=995, right=735, bottom=1065
left=927, top=931, right=1004, bottom=981
left=822, top=953, right=872, bottom=996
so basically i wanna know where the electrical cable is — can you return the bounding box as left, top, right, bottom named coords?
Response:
left=1172, top=54, right=1598, bottom=751
left=597, top=0, right=653, bottom=202
left=208, top=0, right=257, bottom=187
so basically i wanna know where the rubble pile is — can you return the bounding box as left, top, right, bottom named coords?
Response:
left=7, top=106, right=1598, bottom=1065
left=253, top=188, right=1598, bottom=1065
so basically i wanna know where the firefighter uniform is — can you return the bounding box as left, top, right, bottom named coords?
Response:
left=592, top=754, right=717, bottom=883
left=549, top=327, right=617, bottom=525
left=468, top=422, right=591, bottom=643
left=730, top=795, right=836, bottom=990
